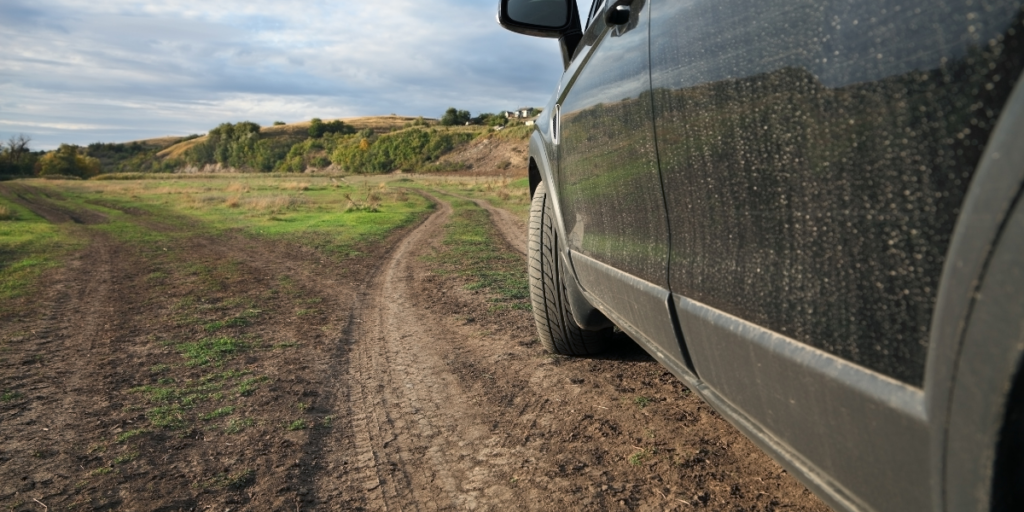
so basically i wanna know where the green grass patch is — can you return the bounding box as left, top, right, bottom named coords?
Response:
left=285, top=419, right=308, bottom=431
left=225, top=417, right=255, bottom=434
left=128, top=369, right=258, bottom=430
left=115, top=429, right=148, bottom=443
left=201, top=406, right=235, bottom=421
left=424, top=195, right=529, bottom=311
left=0, top=195, right=81, bottom=305
left=176, top=336, right=249, bottom=366
left=146, top=404, right=188, bottom=429
left=113, top=451, right=139, bottom=465
left=237, top=376, right=269, bottom=396
left=1, top=389, right=23, bottom=402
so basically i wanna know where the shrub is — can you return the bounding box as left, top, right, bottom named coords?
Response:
left=86, top=141, right=181, bottom=174
left=36, top=144, right=101, bottom=178
left=440, top=107, right=471, bottom=126
left=184, top=122, right=282, bottom=171
left=330, top=127, right=475, bottom=173
left=309, top=118, right=355, bottom=139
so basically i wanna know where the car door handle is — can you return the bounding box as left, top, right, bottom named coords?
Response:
left=605, top=0, right=634, bottom=25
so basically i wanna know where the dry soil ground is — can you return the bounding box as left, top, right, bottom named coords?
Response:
left=0, top=181, right=829, bottom=511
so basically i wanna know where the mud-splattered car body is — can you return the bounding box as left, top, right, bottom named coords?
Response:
left=500, top=0, right=1024, bottom=510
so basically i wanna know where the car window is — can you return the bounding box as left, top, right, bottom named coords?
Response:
left=581, top=0, right=603, bottom=29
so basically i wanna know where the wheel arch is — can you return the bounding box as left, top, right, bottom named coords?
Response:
left=528, top=131, right=613, bottom=332
left=926, top=73, right=1024, bottom=511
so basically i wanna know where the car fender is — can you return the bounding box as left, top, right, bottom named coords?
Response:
left=925, top=73, right=1024, bottom=511
left=528, top=127, right=613, bottom=332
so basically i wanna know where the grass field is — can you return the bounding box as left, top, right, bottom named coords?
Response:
left=0, top=173, right=532, bottom=312
left=0, top=173, right=530, bottom=306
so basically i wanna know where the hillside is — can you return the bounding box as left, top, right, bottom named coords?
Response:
left=434, top=129, right=530, bottom=176
left=112, top=115, right=533, bottom=176
left=157, top=116, right=425, bottom=160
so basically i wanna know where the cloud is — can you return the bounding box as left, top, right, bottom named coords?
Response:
left=0, top=120, right=114, bottom=131
left=1, top=0, right=568, bottom=149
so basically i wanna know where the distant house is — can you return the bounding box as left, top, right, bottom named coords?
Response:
left=504, top=108, right=536, bottom=119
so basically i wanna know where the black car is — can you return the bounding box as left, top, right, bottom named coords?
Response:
left=498, top=0, right=1024, bottom=510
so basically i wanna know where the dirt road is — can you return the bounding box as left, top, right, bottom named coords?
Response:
left=0, top=182, right=827, bottom=511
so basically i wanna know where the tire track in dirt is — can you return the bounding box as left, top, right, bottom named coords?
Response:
left=317, top=191, right=540, bottom=510
left=0, top=198, right=166, bottom=508
left=0, top=183, right=107, bottom=225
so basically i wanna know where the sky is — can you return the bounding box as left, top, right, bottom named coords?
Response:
left=1, top=0, right=591, bottom=150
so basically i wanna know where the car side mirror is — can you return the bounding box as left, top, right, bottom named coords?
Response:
left=497, top=0, right=582, bottom=69
left=497, top=0, right=573, bottom=38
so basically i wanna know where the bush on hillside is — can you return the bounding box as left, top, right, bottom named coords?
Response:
left=276, top=135, right=343, bottom=172
left=309, top=118, right=356, bottom=139
left=184, top=122, right=283, bottom=171
left=440, top=108, right=471, bottom=126
left=86, top=141, right=180, bottom=173
left=36, top=144, right=101, bottom=178
left=330, top=127, right=475, bottom=173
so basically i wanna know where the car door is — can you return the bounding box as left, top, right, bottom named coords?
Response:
left=554, top=0, right=687, bottom=370
left=649, top=0, right=1024, bottom=511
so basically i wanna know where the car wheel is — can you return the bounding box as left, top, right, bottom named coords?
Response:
left=528, top=181, right=613, bottom=355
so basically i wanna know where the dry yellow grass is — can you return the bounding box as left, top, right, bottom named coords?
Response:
left=0, top=204, right=15, bottom=221
left=225, top=182, right=250, bottom=193
left=180, top=194, right=223, bottom=209
left=246, top=195, right=304, bottom=213
left=123, top=136, right=187, bottom=149
left=278, top=182, right=310, bottom=191
left=224, top=196, right=241, bottom=208
left=157, top=136, right=207, bottom=159
left=148, top=186, right=206, bottom=195
left=261, top=115, right=431, bottom=134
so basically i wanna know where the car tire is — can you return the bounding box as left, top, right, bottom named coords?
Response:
left=528, top=181, right=613, bottom=355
